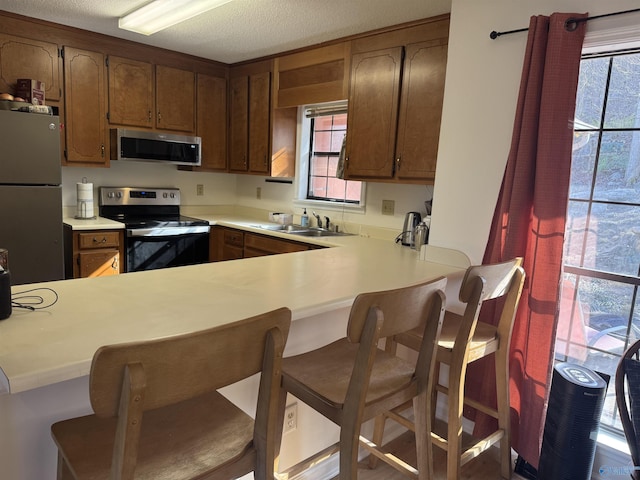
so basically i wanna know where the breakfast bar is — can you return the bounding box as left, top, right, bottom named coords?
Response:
left=0, top=233, right=467, bottom=479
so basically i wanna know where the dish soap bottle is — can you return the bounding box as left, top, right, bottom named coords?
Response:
left=300, top=208, right=309, bottom=227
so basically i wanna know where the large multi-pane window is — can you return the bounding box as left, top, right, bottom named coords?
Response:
left=555, top=51, right=640, bottom=434
left=305, top=105, right=362, bottom=204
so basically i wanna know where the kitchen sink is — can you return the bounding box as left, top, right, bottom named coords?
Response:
left=253, top=224, right=310, bottom=232
left=286, top=228, right=353, bottom=237
left=253, top=224, right=352, bottom=237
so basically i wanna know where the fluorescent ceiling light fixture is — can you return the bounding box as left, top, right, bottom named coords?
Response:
left=119, top=0, right=234, bottom=36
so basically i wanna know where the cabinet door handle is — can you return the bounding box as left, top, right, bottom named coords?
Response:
left=264, top=154, right=267, bottom=167
left=148, top=110, right=152, bottom=122
left=101, top=144, right=105, bottom=158
left=157, top=111, right=162, bottom=123
left=112, top=256, right=118, bottom=270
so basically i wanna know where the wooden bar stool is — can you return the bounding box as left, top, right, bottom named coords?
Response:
left=51, top=307, right=291, bottom=480
left=278, top=277, right=447, bottom=480
left=370, top=258, right=525, bottom=479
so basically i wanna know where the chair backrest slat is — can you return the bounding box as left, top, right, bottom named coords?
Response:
left=346, top=277, right=448, bottom=343
left=453, top=258, right=524, bottom=358
left=89, top=308, right=291, bottom=417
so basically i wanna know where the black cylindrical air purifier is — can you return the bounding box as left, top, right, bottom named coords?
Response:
left=538, top=362, right=607, bottom=479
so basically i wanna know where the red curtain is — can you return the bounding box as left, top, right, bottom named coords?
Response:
left=467, top=13, right=587, bottom=468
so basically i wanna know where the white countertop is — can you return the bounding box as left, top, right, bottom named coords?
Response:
left=63, top=216, right=124, bottom=230
left=3, top=215, right=465, bottom=395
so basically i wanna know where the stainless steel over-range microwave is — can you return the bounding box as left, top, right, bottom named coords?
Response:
left=110, top=128, right=202, bottom=166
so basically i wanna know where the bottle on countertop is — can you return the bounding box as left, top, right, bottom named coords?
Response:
left=300, top=208, right=309, bottom=227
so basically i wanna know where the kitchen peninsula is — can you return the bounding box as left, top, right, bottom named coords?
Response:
left=0, top=224, right=467, bottom=480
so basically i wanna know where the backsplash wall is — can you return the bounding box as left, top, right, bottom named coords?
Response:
left=62, top=161, right=432, bottom=234
left=61, top=162, right=238, bottom=211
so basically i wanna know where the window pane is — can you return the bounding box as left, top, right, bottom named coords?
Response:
left=575, top=57, right=608, bottom=129
left=332, top=113, right=347, bottom=130
left=309, top=176, right=327, bottom=197
left=563, top=200, right=589, bottom=267
left=331, top=130, right=346, bottom=152
left=314, top=116, right=334, bottom=130
left=314, top=131, right=332, bottom=152
left=311, top=155, right=328, bottom=176
left=556, top=275, right=632, bottom=428
left=345, top=181, right=362, bottom=202
left=603, top=54, right=640, bottom=129
left=594, top=130, right=640, bottom=203
left=587, top=203, right=640, bottom=276
left=570, top=131, right=598, bottom=199
left=327, top=177, right=345, bottom=198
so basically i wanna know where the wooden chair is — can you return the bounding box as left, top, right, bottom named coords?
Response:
left=616, top=338, right=640, bottom=480
left=370, top=258, right=525, bottom=480
left=51, top=307, right=291, bottom=480
left=278, top=277, right=447, bottom=480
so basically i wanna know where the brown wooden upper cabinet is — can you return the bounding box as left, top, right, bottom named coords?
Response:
left=345, top=25, right=448, bottom=184
left=63, top=46, right=108, bottom=166
left=229, top=71, right=270, bottom=174
left=196, top=73, right=227, bottom=171
left=0, top=33, right=61, bottom=102
left=107, top=57, right=195, bottom=133
left=229, top=63, right=296, bottom=177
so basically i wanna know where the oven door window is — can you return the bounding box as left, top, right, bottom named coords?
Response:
left=126, top=232, right=209, bottom=272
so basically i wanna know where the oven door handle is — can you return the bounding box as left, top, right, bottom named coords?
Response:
left=127, top=226, right=210, bottom=237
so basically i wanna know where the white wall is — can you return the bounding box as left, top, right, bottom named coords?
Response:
left=431, top=0, right=640, bottom=264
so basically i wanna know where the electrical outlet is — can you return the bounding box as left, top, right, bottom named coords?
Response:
left=196, top=184, right=204, bottom=196
left=256, top=187, right=262, bottom=199
left=381, top=199, right=395, bottom=216
left=284, top=403, right=297, bottom=433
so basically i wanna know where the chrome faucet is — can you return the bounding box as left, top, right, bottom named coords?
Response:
left=312, top=211, right=322, bottom=228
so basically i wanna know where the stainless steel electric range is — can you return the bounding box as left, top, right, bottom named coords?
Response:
left=99, top=187, right=210, bottom=272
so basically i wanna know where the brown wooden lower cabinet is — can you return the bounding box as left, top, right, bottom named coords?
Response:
left=210, top=226, right=323, bottom=262
left=64, top=226, right=124, bottom=278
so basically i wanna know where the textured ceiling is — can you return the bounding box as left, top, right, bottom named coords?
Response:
left=0, top=0, right=452, bottom=64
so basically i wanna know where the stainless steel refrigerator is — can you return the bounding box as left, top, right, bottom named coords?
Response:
left=0, top=109, right=64, bottom=285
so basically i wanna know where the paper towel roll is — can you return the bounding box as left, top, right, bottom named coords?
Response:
left=75, top=182, right=95, bottom=219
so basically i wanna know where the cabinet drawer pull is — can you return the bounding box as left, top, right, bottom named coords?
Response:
left=93, top=237, right=107, bottom=243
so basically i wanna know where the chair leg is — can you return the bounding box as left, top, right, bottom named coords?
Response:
left=414, top=390, right=434, bottom=480
left=340, top=417, right=361, bottom=480
left=446, top=365, right=464, bottom=480
left=495, top=349, right=512, bottom=479
left=367, top=414, right=387, bottom=469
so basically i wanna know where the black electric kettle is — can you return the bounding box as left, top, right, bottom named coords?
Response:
left=401, top=212, right=422, bottom=246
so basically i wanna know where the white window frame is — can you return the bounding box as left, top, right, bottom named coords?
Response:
left=567, top=21, right=640, bottom=461
left=293, top=102, right=366, bottom=214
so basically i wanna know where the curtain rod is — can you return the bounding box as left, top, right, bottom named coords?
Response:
left=490, top=7, right=640, bottom=39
